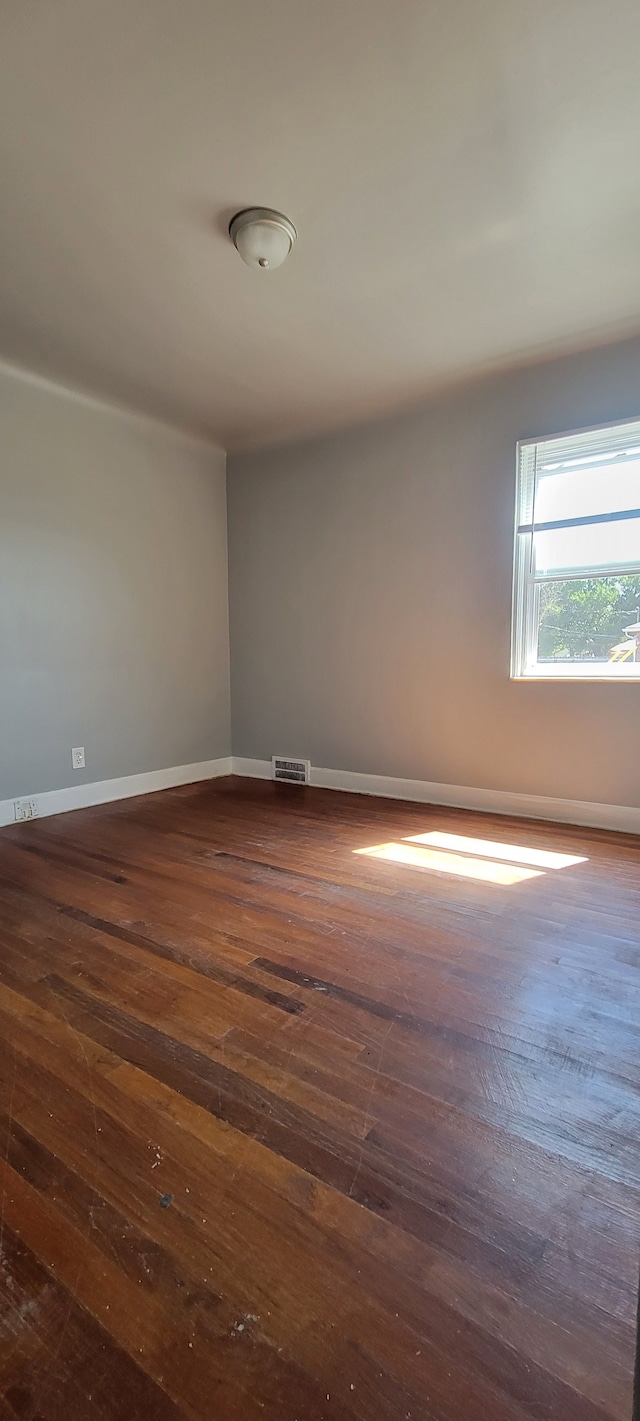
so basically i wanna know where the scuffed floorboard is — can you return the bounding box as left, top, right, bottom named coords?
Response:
left=0, top=775, right=638, bottom=1419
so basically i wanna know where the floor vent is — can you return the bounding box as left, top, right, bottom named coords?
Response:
left=272, top=756, right=311, bottom=785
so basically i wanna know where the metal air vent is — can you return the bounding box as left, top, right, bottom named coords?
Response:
left=272, top=756, right=311, bottom=785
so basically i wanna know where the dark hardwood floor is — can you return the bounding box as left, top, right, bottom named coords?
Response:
left=0, top=775, right=638, bottom=1421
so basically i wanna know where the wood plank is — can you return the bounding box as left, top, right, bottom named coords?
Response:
left=0, top=776, right=638, bottom=1419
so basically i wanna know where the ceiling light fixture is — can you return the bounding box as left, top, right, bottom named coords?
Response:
left=229, top=208, right=297, bottom=270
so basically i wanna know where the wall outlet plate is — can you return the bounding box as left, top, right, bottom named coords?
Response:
left=14, top=798, right=39, bottom=822
left=71, top=746, right=85, bottom=769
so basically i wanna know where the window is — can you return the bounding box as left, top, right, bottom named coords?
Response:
left=511, top=418, right=640, bottom=678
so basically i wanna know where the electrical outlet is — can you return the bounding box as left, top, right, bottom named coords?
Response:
left=14, top=798, right=39, bottom=822
left=72, top=746, right=85, bottom=770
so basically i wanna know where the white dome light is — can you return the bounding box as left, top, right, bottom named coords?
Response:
left=229, top=208, right=297, bottom=270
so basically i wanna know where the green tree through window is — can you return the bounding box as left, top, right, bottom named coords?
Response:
left=538, top=576, right=640, bottom=661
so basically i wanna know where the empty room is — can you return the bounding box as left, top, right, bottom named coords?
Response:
left=1, top=2, right=639, bottom=1418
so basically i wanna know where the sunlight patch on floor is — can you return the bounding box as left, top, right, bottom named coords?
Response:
left=354, top=830, right=587, bottom=886
left=354, top=840, right=543, bottom=885
left=404, top=831, right=587, bottom=871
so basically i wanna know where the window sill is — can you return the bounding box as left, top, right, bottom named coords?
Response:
left=512, top=672, right=640, bottom=683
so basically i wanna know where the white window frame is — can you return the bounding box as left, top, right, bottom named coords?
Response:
left=511, top=416, right=640, bottom=680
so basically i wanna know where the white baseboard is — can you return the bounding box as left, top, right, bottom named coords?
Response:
left=0, top=756, right=232, bottom=828
left=2, top=753, right=638, bottom=836
left=230, top=757, right=640, bottom=835
left=232, top=757, right=275, bottom=780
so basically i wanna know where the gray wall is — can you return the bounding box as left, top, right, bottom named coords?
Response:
left=1, top=365, right=230, bottom=799
left=228, top=336, right=640, bottom=809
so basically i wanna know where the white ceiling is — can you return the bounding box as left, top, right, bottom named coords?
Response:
left=2, top=0, right=640, bottom=450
